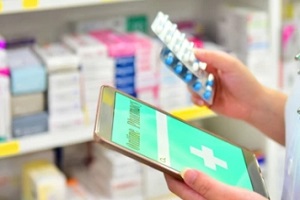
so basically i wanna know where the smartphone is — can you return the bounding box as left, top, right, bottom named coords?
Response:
left=93, top=85, right=269, bottom=198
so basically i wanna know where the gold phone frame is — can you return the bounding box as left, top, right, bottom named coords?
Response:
left=93, top=85, right=269, bottom=198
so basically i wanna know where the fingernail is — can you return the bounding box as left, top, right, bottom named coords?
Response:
left=181, top=168, right=198, bottom=184
left=191, top=97, right=204, bottom=106
left=196, top=99, right=205, bottom=106
left=193, top=48, right=205, bottom=54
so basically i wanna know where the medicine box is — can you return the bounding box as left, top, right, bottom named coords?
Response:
left=0, top=75, right=11, bottom=140
left=0, top=67, right=10, bottom=76
left=48, top=70, right=81, bottom=91
left=0, top=50, right=7, bottom=68
left=125, top=33, right=161, bottom=104
left=217, top=6, right=269, bottom=63
left=48, top=99, right=81, bottom=116
left=10, top=66, right=46, bottom=95
left=34, top=43, right=80, bottom=72
left=48, top=112, right=84, bottom=131
left=7, top=47, right=47, bottom=95
left=22, top=161, right=66, bottom=200
left=7, top=47, right=42, bottom=68
left=48, top=88, right=81, bottom=107
left=0, top=36, right=7, bottom=68
left=80, top=58, right=114, bottom=80
left=0, top=35, right=5, bottom=49
left=5, top=36, right=35, bottom=49
left=48, top=71, right=83, bottom=116
left=12, top=112, right=48, bottom=138
left=90, top=30, right=137, bottom=97
left=142, top=165, right=170, bottom=200
left=63, top=34, right=108, bottom=58
left=11, top=93, right=45, bottom=117
left=0, top=151, right=54, bottom=199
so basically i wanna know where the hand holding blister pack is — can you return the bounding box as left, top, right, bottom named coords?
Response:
left=151, top=11, right=215, bottom=105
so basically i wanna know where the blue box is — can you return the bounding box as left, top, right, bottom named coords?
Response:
left=8, top=47, right=47, bottom=95
left=115, top=56, right=136, bottom=97
left=10, top=67, right=47, bottom=95
left=12, top=112, right=48, bottom=138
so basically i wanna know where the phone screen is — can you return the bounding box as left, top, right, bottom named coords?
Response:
left=111, top=92, right=253, bottom=190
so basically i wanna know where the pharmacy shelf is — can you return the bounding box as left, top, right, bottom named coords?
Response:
left=0, top=106, right=214, bottom=159
left=0, top=125, right=93, bottom=159
left=0, top=0, right=142, bottom=15
left=171, top=106, right=215, bottom=121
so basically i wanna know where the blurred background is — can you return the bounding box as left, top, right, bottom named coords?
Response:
left=0, top=0, right=297, bottom=199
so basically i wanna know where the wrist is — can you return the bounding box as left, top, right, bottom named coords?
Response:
left=245, top=86, right=287, bottom=144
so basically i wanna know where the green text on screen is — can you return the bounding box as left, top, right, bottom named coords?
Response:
left=111, top=93, right=253, bottom=190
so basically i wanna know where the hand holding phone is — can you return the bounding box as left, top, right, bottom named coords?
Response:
left=93, top=85, right=269, bottom=198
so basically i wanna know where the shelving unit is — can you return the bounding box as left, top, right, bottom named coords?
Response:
left=0, top=125, right=93, bottom=158
left=0, top=106, right=214, bottom=159
left=0, top=0, right=142, bottom=15
left=0, top=0, right=287, bottom=200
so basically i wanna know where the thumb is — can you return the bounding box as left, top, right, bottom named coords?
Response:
left=181, top=169, right=266, bottom=200
left=194, top=49, right=241, bottom=72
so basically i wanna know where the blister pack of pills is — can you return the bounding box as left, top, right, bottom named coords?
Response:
left=151, top=11, right=215, bottom=105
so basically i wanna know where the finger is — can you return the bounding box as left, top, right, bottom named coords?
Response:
left=194, top=49, right=240, bottom=72
left=181, top=169, right=223, bottom=199
left=191, top=95, right=205, bottom=107
left=181, top=169, right=266, bottom=200
left=188, top=87, right=209, bottom=107
left=164, top=174, right=206, bottom=200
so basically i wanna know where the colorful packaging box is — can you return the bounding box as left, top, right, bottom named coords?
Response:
left=34, top=43, right=80, bottom=72
left=0, top=75, right=11, bottom=140
left=0, top=50, right=7, bottom=68
left=0, top=151, right=54, bottom=199
left=11, top=93, right=45, bottom=117
left=7, top=47, right=47, bottom=95
left=124, top=33, right=161, bottom=105
left=0, top=67, right=10, bottom=76
left=0, top=35, right=5, bottom=49
left=48, top=71, right=83, bottom=116
left=63, top=34, right=115, bottom=122
left=22, top=161, right=66, bottom=200
left=12, top=112, right=48, bottom=138
left=47, top=70, right=84, bottom=130
left=0, top=35, right=7, bottom=69
left=90, top=30, right=137, bottom=97
left=69, top=146, right=143, bottom=199
left=48, top=112, right=84, bottom=131
left=5, top=36, right=35, bottom=49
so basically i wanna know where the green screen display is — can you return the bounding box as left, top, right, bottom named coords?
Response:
left=111, top=92, right=253, bottom=190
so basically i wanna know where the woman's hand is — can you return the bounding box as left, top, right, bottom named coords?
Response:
left=192, top=49, right=286, bottom=144
left=192, top=49, right=265, bottom=121
left=165, top=169, right=268, bottom=200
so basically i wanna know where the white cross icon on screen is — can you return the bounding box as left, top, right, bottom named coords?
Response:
left=190, top=145, right=228, bottom=170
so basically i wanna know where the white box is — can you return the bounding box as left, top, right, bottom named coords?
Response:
left=0, top=151, right=54, bottom=200
left=48, top=87, right=81, bottom=104
left=49, top=112, right=84, bottom=131
left=0, top=49, right=7, bottom=67
left=29, top=167, right=66, bottom=200
left=48, top=70, right=81, bottom=90
left=34, top=43, right=80, bottom=72
left=81, top=59, right=114, bottom=80
left=74, top=16, right=126, bottom=33
left=7, top=47, right=42, bottom=68
left=49, top=99, right=82, bottom=115
left=23, top=161, right=66, bottom=200
left=63, top=34, right=108, bottom=58
left=0, top=75, right=11, bottom=140
left=217, top=6, right=270, bottom=63
left=142, top=165, right=170, bottom=200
